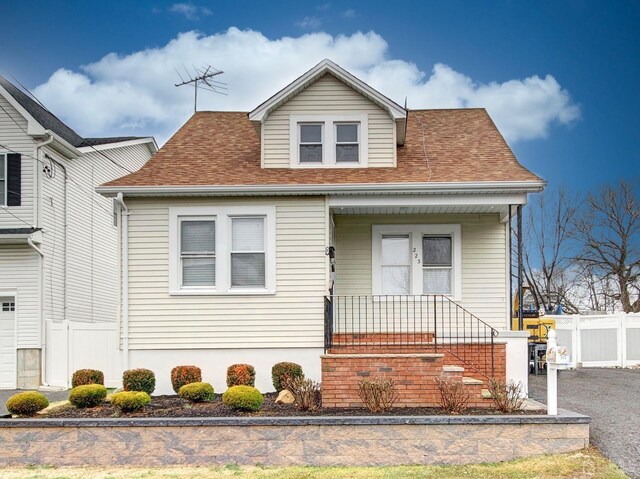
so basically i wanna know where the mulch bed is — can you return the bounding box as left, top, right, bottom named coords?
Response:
left=38, top=393, right=543, bottom=419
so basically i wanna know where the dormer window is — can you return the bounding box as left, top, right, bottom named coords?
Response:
left=299, top=124, right=323, bottom=163
left=335, top=123, right=359, bottom=163
left=289, top=114, right=368, bottom=168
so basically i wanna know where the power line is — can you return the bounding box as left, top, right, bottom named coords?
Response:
left=0, top=203, right=35, bottom=228
left=83, top=143, right=134, bottom=174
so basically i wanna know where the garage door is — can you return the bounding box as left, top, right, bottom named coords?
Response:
left=0, top=298, right=16, bottom=388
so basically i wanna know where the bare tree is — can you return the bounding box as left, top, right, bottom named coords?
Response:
left=573, top=179, right=640, bottom=313
left=522, top=188, right=580, bottom=313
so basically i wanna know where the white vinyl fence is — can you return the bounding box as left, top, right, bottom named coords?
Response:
left=548, top=314, right=640, bottom=368
left=45, top=320, right=121, bottom=388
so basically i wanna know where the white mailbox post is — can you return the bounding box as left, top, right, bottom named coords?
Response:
left=546, top=329, right=571, bottom=415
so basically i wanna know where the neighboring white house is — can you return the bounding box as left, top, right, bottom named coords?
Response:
left=0, top=76, right=156, bottom=389
left=98, top=59, right=545, bottom=395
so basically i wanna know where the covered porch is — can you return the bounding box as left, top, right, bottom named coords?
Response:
left=320, top=192, right=528, bottom=408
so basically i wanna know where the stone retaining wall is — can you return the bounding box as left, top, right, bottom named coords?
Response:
left=0, top=415, right=590, bottom=466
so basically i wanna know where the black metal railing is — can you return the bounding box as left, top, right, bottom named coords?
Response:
left=323, top=294, right=499, bottom=379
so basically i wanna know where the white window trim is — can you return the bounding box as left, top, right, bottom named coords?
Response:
left=298, top=122, right=324, bottom=165
left=169, top=206, right=276, bottom=295
left=289, top=114, right=368, bottom=168
left=372, top=224, right=462, bottom=300
left=0, top=153, right=6, bottom=206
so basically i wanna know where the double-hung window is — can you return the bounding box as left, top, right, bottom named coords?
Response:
left=0, top=153, right=6, bottom=206
left=231, top=217, right=266, bottom=288
left=372, top=225, right=461, bottom=298
left=290, top=114, right=368, bottom=167
left=335, top=123, right=359, bottom=163
left=170, top=206, right=275, bottom=295
left=299, top=124, right=323, bottom=163
left=180, top=218, right=216, bottom=287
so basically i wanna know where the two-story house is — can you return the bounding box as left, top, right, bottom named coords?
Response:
left=0, top=76, right=156, bottom=389
left=98, top=60, right=544, bottom=400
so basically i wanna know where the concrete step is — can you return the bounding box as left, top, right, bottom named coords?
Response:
left=442, top=365, right=464, bottom=373
left=461, top=377, right=483, bottom=386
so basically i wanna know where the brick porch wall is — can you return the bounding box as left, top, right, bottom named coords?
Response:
left=321, top=353, right=445, bottom=408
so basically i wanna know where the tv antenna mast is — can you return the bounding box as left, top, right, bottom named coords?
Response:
left=174, top=65, right=227, bottom=112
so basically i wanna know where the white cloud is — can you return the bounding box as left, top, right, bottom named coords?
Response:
left=295, top=16, right=322, bottom=30
left=33, top=28, right=580, bottom=145
left=169, top=3, right=212, bottom=20
left=343, top=8, right=356, bottom=18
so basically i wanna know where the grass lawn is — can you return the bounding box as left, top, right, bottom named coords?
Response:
left=0, top=448, right=628, bottom=479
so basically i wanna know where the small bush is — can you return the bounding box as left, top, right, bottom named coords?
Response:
left=226, top=364, right=256, bottom=387
left=69, top=384, right=107, bottom=408
left=122, top=368, right=155, bottom=395
left=71, top=369, right=104, bottom=388
left=272, top=362, right=304, bottom=392
left=488, top=379, right=526, bottom=413
left=356, top=376, right=398, bottom=413
left=434, top=377, right=470, bottom=414
left=222, top=385, right=263, bottom=411
left=111, top=391, right=151, bottom=413
left=287, top=376, right=322, bottom=412
left=179, top=382, right=215, bottom=402
left=5, top=391, right=49, bottom=416
left=171, top=365, right=202, bottom=394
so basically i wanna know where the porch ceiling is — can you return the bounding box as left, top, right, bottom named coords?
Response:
left=332, top=204, right=508, bottom=216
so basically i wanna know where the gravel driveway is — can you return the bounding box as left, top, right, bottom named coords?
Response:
left=0, top=389, right=68, bottom=416
left=529, top=368, right=640, bottom=479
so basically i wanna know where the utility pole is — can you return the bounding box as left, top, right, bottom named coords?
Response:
left=175, top=65, right=226, bottom=112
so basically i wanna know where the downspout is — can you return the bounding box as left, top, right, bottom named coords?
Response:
left=34, top=134, right=54, bottom=387
left=46, top=154, right=68, bottom=325
left=115, top=192, right=129, bottom=370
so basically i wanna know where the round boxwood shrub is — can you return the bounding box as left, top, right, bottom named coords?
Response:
left=272, top=362, right=304, bottom=392
left=71, top=369, right=104, bottom=388
left=5, top=391, right=49, bottom=416
left=123, top=368, right=155, bottom=395
left=69, top=384, right=107, bottom=408
left=111, top=391, right=151, bottom=413
left=171, top=365, right=202, bottom=393
left=179, top=382, right=215, bottom=402
left=226, top=364, right=256, bottom=387
left=222, top=385, right=264, bottom=411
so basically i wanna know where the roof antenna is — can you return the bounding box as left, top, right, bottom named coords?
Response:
left=174, top=65, right=227, bottom=113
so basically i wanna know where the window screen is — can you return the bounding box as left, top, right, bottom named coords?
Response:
left=299, top=124, right=323, bottom=163
left=180, top=219, right=215, bottom=286
left=422, top=236, right=452, bottom=294
left=336, top=123, right=359, bottom=162
left=380, top=235, right=410, bottom=294
left=231, top=217, right=266, bottom=287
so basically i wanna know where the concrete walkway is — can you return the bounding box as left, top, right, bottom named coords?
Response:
left=529, top=368, right=640, bottom=479
left=0, top=389, right=68, bottom=416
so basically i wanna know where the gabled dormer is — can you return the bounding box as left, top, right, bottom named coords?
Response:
left=249, top=59, right=406, bottom=169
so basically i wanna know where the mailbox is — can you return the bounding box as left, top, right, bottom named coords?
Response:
left=547, top=345, right=571, bottom=369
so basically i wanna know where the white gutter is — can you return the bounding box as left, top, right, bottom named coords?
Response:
left=34, top=134, right=54, bottom=387
left=114, top=192, right=130, bottom=371
left=96, top=180, right=547, bottom=197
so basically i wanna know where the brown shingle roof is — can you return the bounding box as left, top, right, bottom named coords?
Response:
left=103, top=108, right=541, bottom=188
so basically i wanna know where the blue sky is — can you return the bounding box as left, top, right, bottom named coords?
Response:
left=1, top=0, right=638, bottom=190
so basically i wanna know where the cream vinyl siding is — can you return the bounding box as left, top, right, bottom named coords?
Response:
left=125, top=196, right=328, bottom=349
left=262, top=74, right=395, bottom=168
left=0, top=246, right=39, bottom=347
left=333, top=214, right=509, bottom=330
left=0, top=95, right=36, bottom=228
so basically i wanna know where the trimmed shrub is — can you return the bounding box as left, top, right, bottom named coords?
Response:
left=69, top=384, right=107, bottom=408
left=488, top=379, right=526, bottom=413
left=226, top=364, right=256, bottom=387
left=5, top=391, right=49, bottom=416
left=357, top=376, right=398, bottom=413
left=288, top=377, right=322, bottom=412
left=272, top=362, right=304, bottom=392
left=222, top=385, right=263, bottom=411
left=179, top=382, right=215, bottom=402
left=434, top=377, right=470, bottom=414
left=111, top=391, right=151, bottom=413
left=71, top=369, right=104, bottom=388
left=171, top=365, right=202, bottom=393
left=123, top=368, right=155, bottom=395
